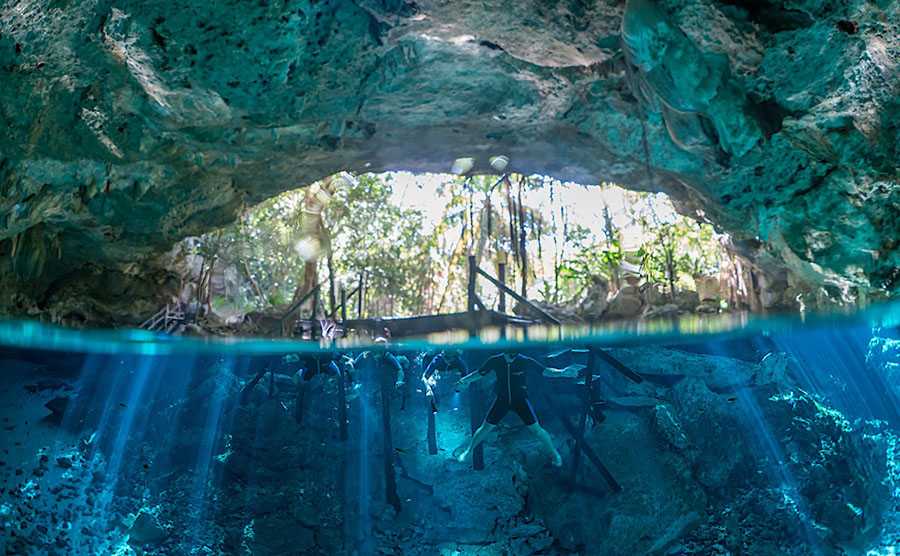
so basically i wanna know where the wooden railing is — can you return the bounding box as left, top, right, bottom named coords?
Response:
left=139, top=303, right=186, bottom=333
left=466, top=254, right=561, bottom=330
left=331, top=272, right=366, bottom=321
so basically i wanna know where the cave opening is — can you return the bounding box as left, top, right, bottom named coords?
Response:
left=175, top=170, right=755, bottom=337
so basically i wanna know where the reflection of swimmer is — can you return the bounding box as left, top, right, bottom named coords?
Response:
left=454, top=352, right=562, bottom=467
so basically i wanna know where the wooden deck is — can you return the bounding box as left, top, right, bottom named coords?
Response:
left=297, top=309, right=539, bottom=339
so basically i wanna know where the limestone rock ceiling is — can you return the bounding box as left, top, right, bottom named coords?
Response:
left=0, top=0, right=897, bottom=320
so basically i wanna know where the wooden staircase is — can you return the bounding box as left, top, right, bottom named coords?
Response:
left=139, top=303, right=186, bottom=333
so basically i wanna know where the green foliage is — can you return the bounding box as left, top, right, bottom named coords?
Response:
left=327, top=174, right=439, bottom=316
left=553, top=224, right=623, bottom=301
left=636, top=216, right=723, bottom=296
left=202, top=173, right=440, bottom=316
left=195, top=173, right=726, bottom=317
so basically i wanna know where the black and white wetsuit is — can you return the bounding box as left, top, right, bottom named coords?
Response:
left=477, top=354, right=543, bottom=426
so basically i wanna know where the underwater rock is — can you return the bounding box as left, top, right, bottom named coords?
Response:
left=762, top=392, right=891, bottom=548
left=23, top=379, right=72, bottom=394
left=534, top=408, right=707, bottom=554
left=127, top=510, right=168, bottom=545
left=669, top=377, right=750, bottom=489
left=608, top=347, right=759, bottom=392
left=43, top=396, right=70, bottom=421
left=867, top=334, right=900, bottom=401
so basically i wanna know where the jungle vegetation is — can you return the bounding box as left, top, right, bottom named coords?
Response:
left=186, top=173, right=727, bottom=318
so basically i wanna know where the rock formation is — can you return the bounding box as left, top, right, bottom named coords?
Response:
left=0, top=0, right=897, bottom=322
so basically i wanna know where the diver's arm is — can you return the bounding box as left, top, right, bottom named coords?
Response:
left=423, top=354, right=446, bottom=381
left=386, top=353, right=405, bottom=387
left=352, top=351, right=367, bottom=366
left=542, top=363, right=586, bottom=379
left=520, top=355, right=546, bottom=375
left=326, top=360, right=341, bottom=376
left=455, top=357, right=495, bottom=389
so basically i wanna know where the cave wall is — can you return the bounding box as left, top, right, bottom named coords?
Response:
left=0, top=0, right=897, bottom=322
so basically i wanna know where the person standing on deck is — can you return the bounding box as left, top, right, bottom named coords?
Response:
left=454, top=352, right=562, bottom=467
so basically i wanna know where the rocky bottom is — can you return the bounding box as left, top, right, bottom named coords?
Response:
left=1, top=341, right=899, bottom=555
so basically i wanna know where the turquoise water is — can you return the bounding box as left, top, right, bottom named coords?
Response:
left=1, top=305, right=899, bottom=555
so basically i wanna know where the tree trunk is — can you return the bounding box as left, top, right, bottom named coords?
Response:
left=517, top=177, right=528, bottom=297
left=241, top=260, right=265, bottom=305
left=327, top=251, right=337, bottom=317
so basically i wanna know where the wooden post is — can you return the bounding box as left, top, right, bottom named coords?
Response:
left=468, top=385, right=484, bottom=470
left=570, top=348, right=595, bottom=481
left=340, top=287, right=347, bottom=323
left=379, top=356, right=401, bottom=512
left=542, top=389, right=621, bottom=493
left=336, top=354, right=348, bottom=441
left=312, top=286, right=320, bottom=320
left=498, top=262, right=507, bottom=312
left=498, top=259, right=507, bottom=340
left=327, top=254, right=337, bottom=318
left=357, top=273, right=365, bottom=318
left=466, top=254, right=484, bottom=470
left=467, top=255, right=477, bottom=318
left=295, top=381, right=305, bottom=425
left=427, top=407, right=437, bottom=455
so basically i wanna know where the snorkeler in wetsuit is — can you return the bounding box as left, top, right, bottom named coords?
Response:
left=455, top=352, right=562, bottom=467
left=422, top=350, right=468, bottom=413
left=351, top=335, right=406, bottom=394
left=284, top=352, right=352, bottom=424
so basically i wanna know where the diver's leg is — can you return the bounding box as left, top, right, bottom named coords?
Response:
left=519, top=399, right=562, bottom=467
left=294, top=367, right=315, bottom=424
left=456, top=398, right=505, bottom=463
left=295, top=382, right=306, bottom=424
left=456, top=421, right=497, bottom=463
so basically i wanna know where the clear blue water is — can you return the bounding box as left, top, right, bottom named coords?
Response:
left=1, top=305, right=899, bottom=555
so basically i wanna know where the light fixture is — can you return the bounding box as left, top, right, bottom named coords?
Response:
left=489, top=155, right=509, bottom=172
left=450, top=157, right=475, bottom=175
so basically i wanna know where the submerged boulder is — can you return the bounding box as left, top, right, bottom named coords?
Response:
left=128, top=510, right=168, bottom=545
